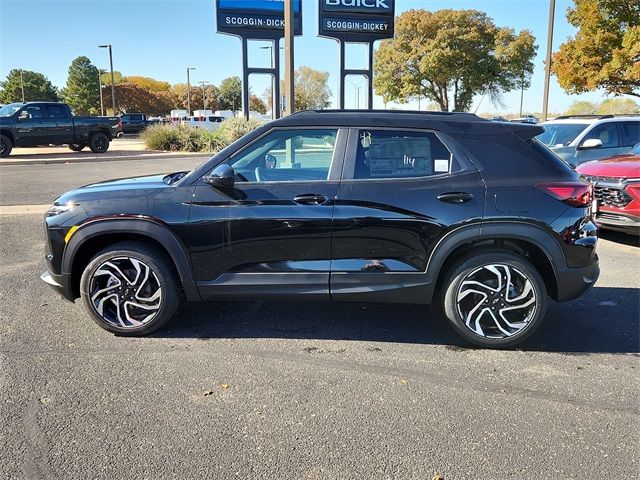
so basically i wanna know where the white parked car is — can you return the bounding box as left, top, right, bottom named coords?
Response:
left=183, top=115, right=226, bottom=131
left=537, top=115, right=640, bottom=166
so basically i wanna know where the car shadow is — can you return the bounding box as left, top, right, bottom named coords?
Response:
left=155, top=286, right=639, bottom=355
left=600, top=230, right=639, bottom=248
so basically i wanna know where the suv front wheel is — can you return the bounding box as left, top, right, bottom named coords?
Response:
left=80, top=242, right=181, bottom=335
left=441, top=251, right=547, bottom=348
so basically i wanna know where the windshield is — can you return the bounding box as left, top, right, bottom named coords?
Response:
left=0, top=103, right=23, bottom=117
left=537, top=123, right=588, bottom=147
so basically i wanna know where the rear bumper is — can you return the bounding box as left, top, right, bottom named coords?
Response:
left=596, top=211, right=640, bottom=235
left=554, top=261, right=600, bottom=302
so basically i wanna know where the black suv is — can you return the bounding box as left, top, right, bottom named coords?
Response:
left=41, top=111, right=599, bottom=348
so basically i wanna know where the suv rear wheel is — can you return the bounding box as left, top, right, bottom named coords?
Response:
left=80, top=242, right=181, bottom=335
left=0, top=134, right=13, bottom=157
left=441, top=251, right=547, bottom=348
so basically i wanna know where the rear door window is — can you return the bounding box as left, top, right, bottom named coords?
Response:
left=350, top=129, right=455, bottom=180
left=46, top=104, right=67, bottom=119
left=618, top=121, right=640, bottom=147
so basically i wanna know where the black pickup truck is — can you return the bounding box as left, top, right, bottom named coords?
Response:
left=0, top=102, right=122, bottom=157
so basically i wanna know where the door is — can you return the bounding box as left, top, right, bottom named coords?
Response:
left=188, top=127, right=347, bottom=300
left=15, top=105, right=48, bottom=145
left=330, top=127, right=485, bottom=303
left=44, top=104, right=74, bottom=143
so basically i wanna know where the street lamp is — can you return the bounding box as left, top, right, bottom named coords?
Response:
left=98, top=44, right=116, bottom=114
left=19, top=69, right=25, bottom=102
left=98, top=69, right=105, bottom=116
left=347, top=79, right=363, bottom=109
left=186, top=67, right=196, bottom=115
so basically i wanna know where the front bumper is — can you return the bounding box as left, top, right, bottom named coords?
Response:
left=554, top=261, right=600, bottom=302
left=40, top=270, right=75, bottom=302
left=596, top=211, right=640, bottom=235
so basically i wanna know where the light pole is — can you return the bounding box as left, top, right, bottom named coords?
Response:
left=98, top=69, right=105, bottom=116
left=98, top=44, right=116, bottom=114
left=19, top=69, right=25, bottom=102
left=283, top=0, right=294, bottom=116
left=198, top=81, right=208, bottom=111
left=347, top=79, right=363, bottom=109
left=186, top=67, right=196, bottom=115
left=542, top=0, right=556, bottom=121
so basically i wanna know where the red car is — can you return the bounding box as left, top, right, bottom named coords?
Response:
left=577, top=143, right=640, bottom=235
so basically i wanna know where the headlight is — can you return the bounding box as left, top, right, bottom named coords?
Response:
left=45, top=202, right=78, bottom=217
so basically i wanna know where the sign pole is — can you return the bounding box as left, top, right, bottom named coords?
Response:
left=339, top=41, right=346, bottom=109
left=273, top=40, right=282, bottom=119
left=542, top=0, right=555, bottom=121
left=368, top=42, right=374, bottom=109
left=241, top=37, right=250, bottom=120
left=284, top=0, right=295, bottom=116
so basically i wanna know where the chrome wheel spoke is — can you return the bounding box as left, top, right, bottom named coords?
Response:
left=456, top=263, right=537, bottom=339
left=88, top=256, right=162, bottom=329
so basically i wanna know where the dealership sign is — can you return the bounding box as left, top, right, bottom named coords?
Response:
left=318, top=0, right=395, bottom=42
left=216, top=0, right=302, bottom=39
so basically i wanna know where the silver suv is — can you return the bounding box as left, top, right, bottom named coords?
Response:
left=537, top=115, right=640, bottom=166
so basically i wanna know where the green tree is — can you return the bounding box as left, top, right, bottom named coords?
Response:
left=293, top=66, right=332, bottom=110
left=565, top=100, right=598, bottom=115
left=374, top=9, right=538, bottom=111
left=249, top=94, right=267, bottom=114
left=218, top=76, right=242, bottom=112
left=552, top=0, right=640, bottom=98
left=60, top=56, right=100, bottom=115
left=597, top=98, right=640, bottom=114
left=0, top=69, right=59, bottom=103
left=100, top=70, right=124, bottom=85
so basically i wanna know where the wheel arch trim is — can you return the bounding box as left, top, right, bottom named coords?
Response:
left=62, top=218, right=201, bottom=301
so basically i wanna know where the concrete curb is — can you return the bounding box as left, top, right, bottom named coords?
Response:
left=0, top=152, right=211, bottom=166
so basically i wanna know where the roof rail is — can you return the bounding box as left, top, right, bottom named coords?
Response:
left=554, top=114, right=640, bottom=120
left=291, top=109, right=479, bottom=117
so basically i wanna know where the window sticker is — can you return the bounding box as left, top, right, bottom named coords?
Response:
left=434, top=159, right=450, bottom=173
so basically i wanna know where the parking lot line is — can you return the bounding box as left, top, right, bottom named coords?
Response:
left=0, top=204, right=50, bottom=215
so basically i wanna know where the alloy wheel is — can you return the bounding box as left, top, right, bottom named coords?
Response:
left=455, top=263, right=536, bottom=339
left=88, top=256, right=162, bottom=328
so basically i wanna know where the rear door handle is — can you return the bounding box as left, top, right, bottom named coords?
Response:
left=293, top=194, right=327, bottom=205
left=437, top=192, right=473, bottom=204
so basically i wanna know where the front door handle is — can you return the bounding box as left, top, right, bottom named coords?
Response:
left=293, top=194, right=327, bottom=205
left=437, top=192, right=473, bottom=204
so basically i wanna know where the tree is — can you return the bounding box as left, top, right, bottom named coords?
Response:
left=265, top=66, right=332, bottom=111
left=565, top=100, right=598, bottom=115
left=100, top=71, right=124, bottom=85
left=125, top=76, right=171, bottom=93
left=249, top=94, right=267, bottom=114
left=218, top=76, right=242, bottom=112
left=0, top=69, right=59, bottom=103
left=598, top=98, right=640, bottom=114
left=102, top=83, right=174, bottom=115
left=552, top=0, right=640, bottom=98
left=170, top=83, right=220, bottom=112
left=374, top=9, right=538, bottom=111
left=60, top=56, right=101, bottom=115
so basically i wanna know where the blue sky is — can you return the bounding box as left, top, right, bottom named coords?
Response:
left=0, top=0, right=618, bottom=114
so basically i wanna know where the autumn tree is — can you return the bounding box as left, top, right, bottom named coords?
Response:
left=218, top=76, right=242, bottom=112
left=125, top=76, right=171, bottom=93
left=552, top=0, right=640, bottom=98
left=374, top=9, right=537, bottom=111
left=100, top=71, right=124, bottom=85
left=565, top=100, right=598, bottom=115
left=102, top=83, right=174, bottom=115
left=249, top=94, right=267, bottom=114
left=0, top=69, right=59, bottom=103
left=60, top=56, right=101, bottom=115
left=170, top=83, right=220, bottom=112
left=265, top=66, right=332, bottom=111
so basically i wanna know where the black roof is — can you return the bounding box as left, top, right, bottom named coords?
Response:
left=270, top=109, right=543, bottom=138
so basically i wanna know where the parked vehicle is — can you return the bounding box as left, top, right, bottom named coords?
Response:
left=576, top=143, right=640, bottom=235
left=537, top=115, right=640, bottom=167
left=184, top=115, right=226, bottom=131
left=0, top=102, right=122, bottom=157
left=513, top=115, right=539, bottom=124
left=41, top=110, right=599, bottom=348
left=170, top=109, right=189, bottom=124
left=119, top=113, right=152, bottom=133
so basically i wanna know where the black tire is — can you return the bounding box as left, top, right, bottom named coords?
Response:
left=68, top=143, right=86, bottom=152
left=0, top=134, right=13, bottom=157
left=88, top=132, right=109, bottom=153
left=441, top=251, right=547, bottom=349
left=80, top=241, right=181, bottom=336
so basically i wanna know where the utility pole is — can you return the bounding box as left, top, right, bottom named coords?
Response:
left=19, top=69, right=25, bottom=102
left=519, top=71, right=525, bottom=117
left=542, top=0, right=555, bottom=121
left=98, top=45, right=116, bottom=114
left=98, top=69, right=105, bottom=116
left=283, top=0, right=294, bottom=116
left=199, top=81, right=208, bottom=111
left=186, top=67, right=196, bottom=115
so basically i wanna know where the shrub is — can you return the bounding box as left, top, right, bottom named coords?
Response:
left=141, top=118, right=264, bottom=153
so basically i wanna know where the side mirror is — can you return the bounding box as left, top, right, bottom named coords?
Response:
left=204, top=163, right=235, bottom=187
left=579, top=138, right=603, bottom=150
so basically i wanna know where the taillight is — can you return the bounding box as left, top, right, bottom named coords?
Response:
left=536, top=182, right=593, bottom=207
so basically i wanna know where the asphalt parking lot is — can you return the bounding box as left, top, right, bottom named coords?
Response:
left=1, top=157, right=638, bottom=479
